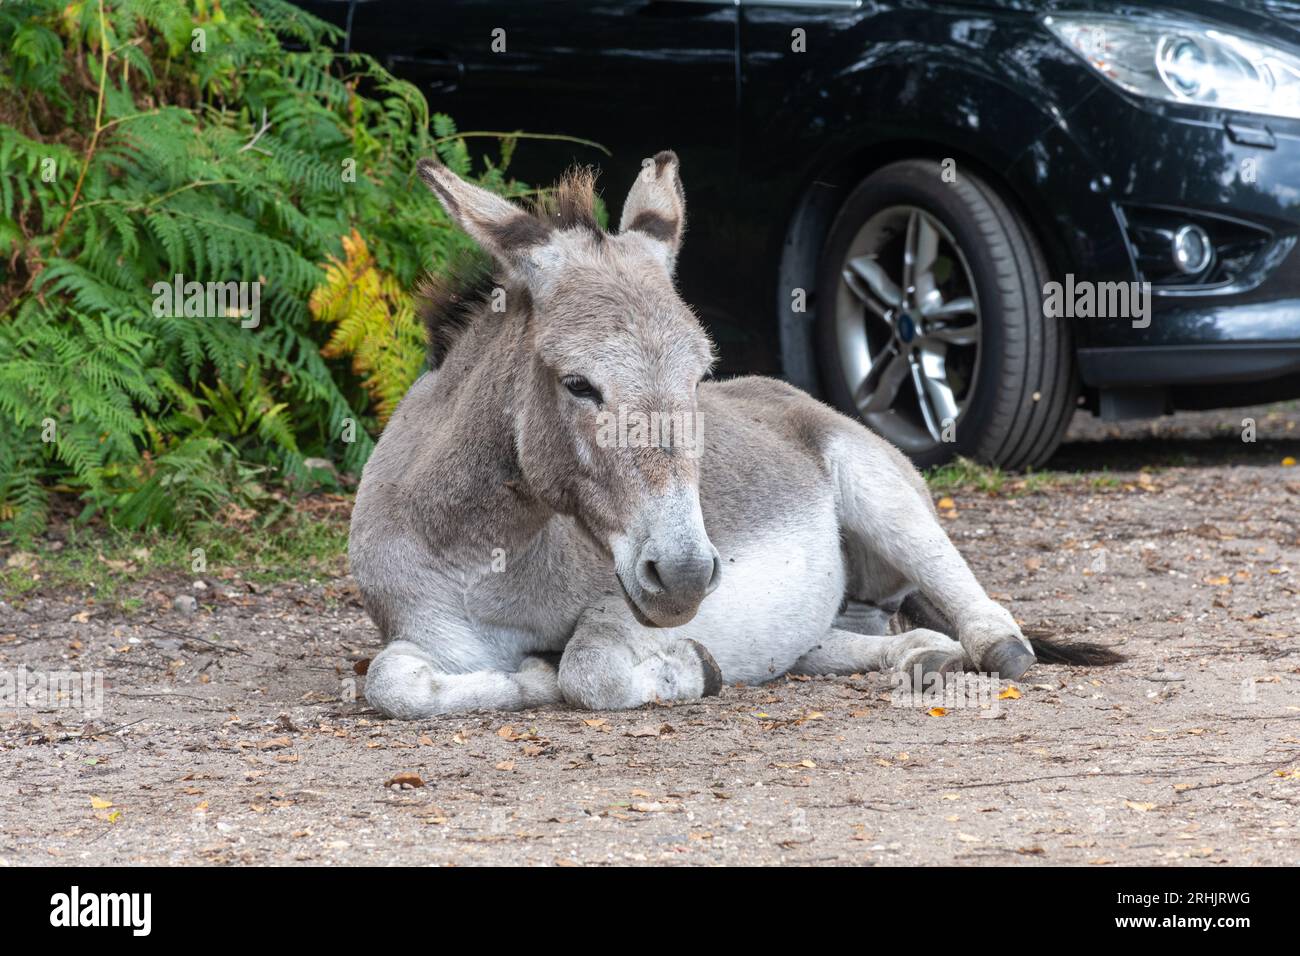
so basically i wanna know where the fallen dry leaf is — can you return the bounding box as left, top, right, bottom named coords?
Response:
left=626, top=723, right=671, bottom=738
left=497, top=725, right=539, bottom=742
left=385, top=772, right=425, bottom=790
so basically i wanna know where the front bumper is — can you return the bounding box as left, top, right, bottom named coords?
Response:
left=1010, top=77, right=1300, bottom=387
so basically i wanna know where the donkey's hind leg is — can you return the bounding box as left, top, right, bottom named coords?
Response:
left=365, top=640, right=561, bottom=719
left=557, top=597, right=722, bottom=710
left=791, top=627, right=967, bottom=683
left=826, top=428, right=1037, bottom=679
left=834, top=598, right=897, bottom=636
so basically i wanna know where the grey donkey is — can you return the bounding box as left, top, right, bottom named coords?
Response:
left=349, top=151, right=1118, bottom=718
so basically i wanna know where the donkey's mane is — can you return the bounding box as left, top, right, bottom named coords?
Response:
left=415, top=248, right=496, bottom=369
left=535, top=165, right=602, bottom=236
left=417, top=166, right=601, bottom=368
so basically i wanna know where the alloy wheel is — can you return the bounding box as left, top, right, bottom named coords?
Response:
left=833, top=205, right=982, bottom=455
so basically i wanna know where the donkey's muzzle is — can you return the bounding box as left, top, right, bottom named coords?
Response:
left=629, top=545, right=721, bottom=626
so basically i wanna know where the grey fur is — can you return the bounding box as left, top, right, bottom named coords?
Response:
left=351, top=153, right=1038, bottom=717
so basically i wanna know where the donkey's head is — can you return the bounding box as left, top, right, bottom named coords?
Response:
left=419, top=151, right=720, bottom=627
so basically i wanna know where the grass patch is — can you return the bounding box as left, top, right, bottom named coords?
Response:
left=1088, top=473, right=1124, bottom=490
left=1, top=497, right=350, bottom=605
left=925, top=458, right=1008, bottom=494
left=924, top=456, right=1099, bottom=496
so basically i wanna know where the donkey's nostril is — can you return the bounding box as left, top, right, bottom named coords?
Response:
left=704, top=553, right=722, bottom=596
left=637, top=557, right=666, bottom=594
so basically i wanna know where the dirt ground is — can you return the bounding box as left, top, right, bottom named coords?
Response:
left=2, top=405, right=1298, bottom=867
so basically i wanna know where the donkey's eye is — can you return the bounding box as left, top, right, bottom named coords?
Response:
left=562, top=375, right=602, bottom=403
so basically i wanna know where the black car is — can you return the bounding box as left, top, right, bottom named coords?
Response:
left=300, top=0, right=1300, bottom=468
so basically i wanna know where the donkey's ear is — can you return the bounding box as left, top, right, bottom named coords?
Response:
left=417, top=158, right=552, bottom=279
left=619, top=150, right=686, bottom=274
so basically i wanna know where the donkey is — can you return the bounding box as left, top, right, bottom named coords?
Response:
left=349, top=151, right=1115, bottom=718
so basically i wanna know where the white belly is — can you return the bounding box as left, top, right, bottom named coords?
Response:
left=669, top=503, right=846, bottom=683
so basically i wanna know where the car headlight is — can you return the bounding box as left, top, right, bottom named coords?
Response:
left=1044, top=14, right=1300, bottom=121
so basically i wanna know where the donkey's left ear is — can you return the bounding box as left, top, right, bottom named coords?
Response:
left=417, top=158, right=553, bottom=281
left=619, top=150, right=686, bottom=274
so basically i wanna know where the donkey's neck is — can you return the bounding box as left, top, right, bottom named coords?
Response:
left=412, top=298, right=552, bottom=558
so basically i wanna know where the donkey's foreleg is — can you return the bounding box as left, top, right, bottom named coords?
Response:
left=829, top=433, right=1036, bottom=679
left=365, top=640, right=561, bottom=719
left=557, top=598, right=722, bottom=710
left=791, top=627, right=967, bottom=683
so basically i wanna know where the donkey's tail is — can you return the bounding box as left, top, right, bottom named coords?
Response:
left=1026, top=633, right=1126, bottom=666
left=897, top=592, right=1125, bottom=667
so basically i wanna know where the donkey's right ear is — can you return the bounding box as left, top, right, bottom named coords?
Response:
left=417, top=158, right=552, bottom=279
left=619, top=150, right=686, bottom=274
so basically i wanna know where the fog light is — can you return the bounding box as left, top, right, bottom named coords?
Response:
left=1172, top=224, right=1213, bottom=274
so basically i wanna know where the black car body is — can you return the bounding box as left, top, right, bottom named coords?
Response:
left=298, top=0, right=1300, bottom=467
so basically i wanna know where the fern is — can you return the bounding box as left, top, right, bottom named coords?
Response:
left=0, top=0, right=532, bottom=538
left=310, top=231, right=426, bottom=424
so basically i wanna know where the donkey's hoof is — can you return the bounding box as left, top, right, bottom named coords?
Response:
left=981, top=639, right=1036, bottom=681
left=685, top=640, right=723, bottom=697
left=904, top=649, right=965, bottom=690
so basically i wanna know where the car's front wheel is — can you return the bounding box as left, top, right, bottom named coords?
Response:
left=815, top=159, right=1076, bottom=470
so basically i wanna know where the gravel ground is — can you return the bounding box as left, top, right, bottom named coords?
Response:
left=2, top=405, right=1298, bottom=867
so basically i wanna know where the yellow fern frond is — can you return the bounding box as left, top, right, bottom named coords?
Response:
left=310, top=230, right=425, bottom=423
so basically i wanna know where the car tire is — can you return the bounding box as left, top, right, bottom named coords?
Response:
left=815, top=159, right=1076, bottom=470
